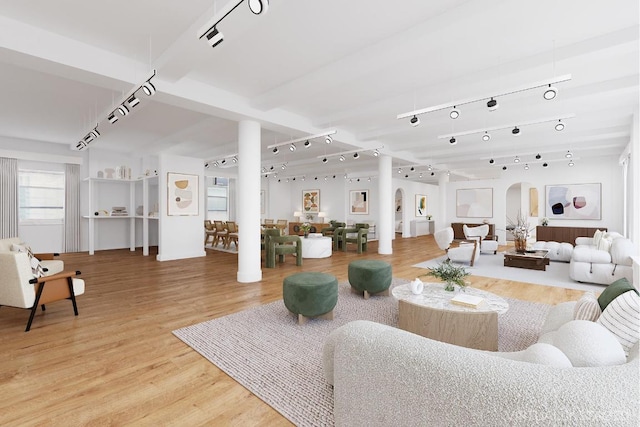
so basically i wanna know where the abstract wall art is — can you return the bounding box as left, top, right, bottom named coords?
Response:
left=545, top=183, right=601, bottom=220
left=167, top=172, right=198, bottom=216
left=415, top=194, right=427, bottom=217
left=302, top=189, right=320, bottom=214
left=350, top=190, right=369, bottom=214
left=456, top=188, right=493, bottom=218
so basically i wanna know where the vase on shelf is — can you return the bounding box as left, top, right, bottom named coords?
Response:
left=514, top=237, right=527, bottom=253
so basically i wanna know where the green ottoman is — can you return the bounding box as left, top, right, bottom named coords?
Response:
left=348, top=260, right=392, bottom=299
left=283, top=272, right=339, bottom=324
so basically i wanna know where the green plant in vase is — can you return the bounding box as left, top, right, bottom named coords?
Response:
left=300, top=222, right=311, bottom=237
left=424, top=259, right=470, bottom=292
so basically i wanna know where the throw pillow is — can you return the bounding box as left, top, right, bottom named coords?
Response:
left=593, top=229, right=604, bottom=247
left=573, top=291, right=602, bottom=321
left=597, top=278, right=638, bottom=311
left=11, top=243, right=45, bottom=278
left=597, top=236, right=613, bottom=252
left=548, top=320, right=626, bottom=367
left=597, top=291, right=640, bottom=357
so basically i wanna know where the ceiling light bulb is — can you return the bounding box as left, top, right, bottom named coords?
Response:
left=543, top=85, right=558, bottom=100
left=536, top=153, right=541, bottom=159
left=304, top=140, right=311, bottom=148
left=449, top=107, right=460, bottom=119
left=524, top=164, right=530, bottom=170
left=514, top=156, right=520, bottom=163
left=482, top=132, right=491, bottom=141
left=410, top=115, right=420, bottom=127
left=568, top=160, right=575, bottom=167
left=142, top=80, right=156, bottom=96
left=127, top=95, right=140, bottom=108
left=449, top=137, right=457, bottom=145
left=248, top=0, right=269, bottom=15
left=272, top=147, right=279, bottom=154
left=512, top=127, right=520, bottom=136
left=322, top=157, right=328, bottom=163
left=565, top=151, right=572, bottom=158
left=555, top=120, right=565, bottom=131
left=339, top=155, right=345, bottom=162
left=353, top=152, right=360, bottom=159
left=487, top=97, right=498, bottom=111
left=325, top=135, right=333, bottom=144
left=108, top=113, right=118, bottom=124
left=289, top=143, right=296, bottom=152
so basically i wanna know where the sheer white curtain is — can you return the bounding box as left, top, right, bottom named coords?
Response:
left=64, top=163, right=81, bottom=252
left=0, top=157, right=18, bottom=238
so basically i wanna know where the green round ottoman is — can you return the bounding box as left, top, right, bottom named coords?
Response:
left=348, top=260, right=392, bottom=299
left=283, top=272, right=338, bottom=324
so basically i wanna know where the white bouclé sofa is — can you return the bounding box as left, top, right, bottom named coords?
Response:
left=569, top=232, right=636, bottom=285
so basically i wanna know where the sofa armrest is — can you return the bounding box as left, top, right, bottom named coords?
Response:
left=327, top=320, right=639, bottom=426
left=575, top=237, right=594, bottom=246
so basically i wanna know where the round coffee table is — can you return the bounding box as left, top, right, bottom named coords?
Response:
left=300, top=236, right=332, bottom=258
left=392, top=283, right=509, bottom=350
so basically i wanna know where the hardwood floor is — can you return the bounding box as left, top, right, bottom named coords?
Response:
left=0, top=235, right=583, bottom=426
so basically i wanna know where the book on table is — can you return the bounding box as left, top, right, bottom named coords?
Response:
left=450, top=293, right=484, bottom=308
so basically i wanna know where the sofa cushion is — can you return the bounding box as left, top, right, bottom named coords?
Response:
left=543, top=320, right=626, bottom=367
left=571, top=245, right=611, bottom=264
left=597, top=291, right=640, bottom=357
left=592, top=229, right=605, bottom=247
left=610, top=238, right=636, bottom=266
left=573, top=291, right=601, bottom=321
left=597, top=278, right=638, bottom=311
left=596, top=235, right=613, bottom=252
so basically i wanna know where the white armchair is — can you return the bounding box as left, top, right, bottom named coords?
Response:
left=463, top=224, right=499, bottom=254
left=434, top=227, right=478, bottom=266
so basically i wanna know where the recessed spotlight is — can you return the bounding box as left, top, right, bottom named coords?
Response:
left=512, top=127, right=520, bottom=136
left=543, top=85, right=558, bottom=100
left=568, top=160, right=575, bottom=167
left=304, top=140, right=311, bottom=148
left=514, top=156, right=520, bottom=163
left=524, top=164, right=530, bottom=170
left=339, top=155, right=345, bottom=162
left=344, top=174, right=347, bottom=179
left=322, top=157, right=328, bottom=163
left=482, top=132, right=491, bottom=141
left=333, top=175, right=336, bottom=179
left=555, top=120, right=565, bottom=131
left=272, top=147, right=279, bottom=155
left=325, top=135, right=333, bottom=144
left=535, top=153, right=541, bottom=160
left=289, top=143, right=296, bottom=152
left=565, top=151, right=572, bottom=158
left=410, top=115, right=420, bottom=127
left=487, top=97, right=498, bottom=111
left=449, top=107, right=460, bottom=119
left=449, top=137, right=457, bottom=145
left=489, top=158, right=494, bottom=164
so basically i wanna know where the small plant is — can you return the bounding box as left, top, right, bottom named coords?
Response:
left=423, top=259, right=470, bottom=291
left=300, top=222, right=311, bottom=233
left=541, top=217, right=549, bottom=226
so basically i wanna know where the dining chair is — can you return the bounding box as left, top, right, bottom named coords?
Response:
left=226, top=221, right=239, bottom=249
left=213, top=221, right=228, bottom=247
left=204, top=220, right=217, bottom=246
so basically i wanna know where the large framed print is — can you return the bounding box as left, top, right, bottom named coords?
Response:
left=302, top=189, right=320, bottom=214
left=545, top=183, right=601, bottom=220
left=456, top=188, right=493, bottom=218
left=415, top=194, right=427, bottom=217
left=350, top=190, right=369, bottom=215
left=168, top=172, right=198, bottom=216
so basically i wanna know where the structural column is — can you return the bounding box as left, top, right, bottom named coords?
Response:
left=237, top=120, right=262, bottom=283
left=378, top=155, right=393, bottom=254
left=438, top=172, right=450, bottom=233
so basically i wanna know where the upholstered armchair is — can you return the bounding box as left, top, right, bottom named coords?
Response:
left=463, top=224, right=499, bottom=254
left=342, top=223, right=369, bottom=254
left=264, top=231, right=302, bottom=268
left=434, top=227, right=478, bottom=266
left=322, top=221, right=346, bottom=248
left=0, top=251, right=84, bottom=331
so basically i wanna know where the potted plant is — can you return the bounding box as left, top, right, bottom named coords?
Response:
left=423, top=259, right=470, bottom=292
left=507, top=210, right=534, bottom=253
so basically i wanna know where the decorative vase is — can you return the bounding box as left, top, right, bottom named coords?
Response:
left=514, top=237, right=527, bottom=253
left=444, top=282, right=456, bottom=292
left=409, top=278, right=424, bottom=295
left=304, top=231, right=309, bottom=238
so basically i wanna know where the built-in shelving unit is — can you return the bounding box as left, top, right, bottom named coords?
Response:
left=83, top=175, right=158, bottom=255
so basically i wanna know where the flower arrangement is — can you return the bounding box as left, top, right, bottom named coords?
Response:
left=508, top=210, right=534, bottom=252
left=300, top=222, right=311, bottom=234
left=422, top=259, right=470, bottom=292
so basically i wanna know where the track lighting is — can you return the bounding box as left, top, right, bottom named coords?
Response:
left=302, top=176, right=306, bottom=181
left=512, top=127, right=520, bottom=136
left=261, top=167, right=267, bottom=173
left=304, top=140, right=311, bottom=148
left=281, top=164, right=286, bottom=170
left=76, top=141, right=86, bottom=150
left=339, top=155, right=345, bottom=162
left=410, top=166, right=415, bottom=171
left=108, top=113, right=118, bottom=124
left=449, top=137, right=457, bottom=145
left=248, top=0, right=269, bottom=14
left=489, top=159, right=494, bottom=164
left=405, top=174, right=409, bottom=178
left=322, top=157, right=328, bottom=163
left=449, top=107, right=460, bottom=119
left=213, top=161, right=219, bottom=167
left=431, top=172, right=435, bottom=176
left=514, top=156, right=520, bottom=163
left=410, top=115, right=420, bottom=127
left=502, top=166, right=507, bottom=170
left=543, top=162, right=548, bottom=167
left=272, top=147, right=279, bottom=154
left=482, top=132, right=491, bottom=141
left=142, top=80, right=156, bottom=96
left=373, top=149, right=380, bottom=157
left=353, top=152, right=360, bottom=159
left=344, top=174, right=347, bottom=179
left=90, top=128, right=100, bottom=139
left=324, top=176, right=328, bottom=181
left=127, top=95, right=140, bottom=108
left=221, top=159, right=226, bottom=165
left=447, top=171, right=451, bottom=176
left=536, top=153, right=541, bottom=159
left=117, top=104, right=130, bottom=116
left=289, top=143, right=296, bottom=152
left=524, top=164, right=530, bottom=170
left=270, top=165, right=274, bottom=170
left=427, top=165, right=432, bottom=171
left=232, top=156, right=238, bottom=163
left=205, top=27, right=224, bottom=48
left=543, top=85, right=558, bottom=100
left=565, top=151, right=572, bottom=158
left=368, top=177, right=371, bottom=182
left=568, top=160, right=575, bottom=167
left=487, top=97, right=498, bottom=111
left=315, top=177, right=318, bottom=180
left=555, top=120, right=565, bottom=131
left=419, top=173, right=423, bottom=178
left=398, top=168, right=402, bottom=174
left=325, top=135, right=333, bottom=144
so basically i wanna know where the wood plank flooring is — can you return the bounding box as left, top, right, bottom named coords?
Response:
left=0, top=235, right=583, bottom=426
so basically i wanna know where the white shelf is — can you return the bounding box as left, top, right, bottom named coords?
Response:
left=83, top=215, right=133, bottom=219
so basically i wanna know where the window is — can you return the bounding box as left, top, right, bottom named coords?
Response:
left=207, top=185, right=228, bottom=211
left=19, top=170, right=65, bottom=223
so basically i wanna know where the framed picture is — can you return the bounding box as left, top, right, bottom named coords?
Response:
left=545, top=183, right=601, bottom=219
left=456, top=188, right=493, bottom=218
left=395, top=196, right=402, bottom=213
left=260, top=190, right=266, bottom=214
left=350, top=190, right=369, bottom=215
left=167, top=172, right=199, bottom=216
left=302, top=189, right=320, bottom=214
left=415, top=194, right=427, bottom=217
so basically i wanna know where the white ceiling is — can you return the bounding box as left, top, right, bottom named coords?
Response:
left=0, top=0, right=637, bottom=182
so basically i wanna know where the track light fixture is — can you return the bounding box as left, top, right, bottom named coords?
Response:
left=568, top=160, right=574, bottom=167
left=221, top=159, right=226, bottom=165
left=487, top=97, right=498, bottom=111
left=410, top=167, right=415, bottom=171
left=449, top=107, right=460, bottom=119
left=248, top=0, right=269, bottom=15
left=322, top=157, right=328, bottom=163
left=437, top=114, right=575, bottom=141
left=205, top=26, right=224, bottom=48
left=555, top=120, right=565, bottom=131
left=410, top=115, right=420, bottom=127
left=373, top=149, right=380, bottom=157
left=489, top=159, right=495, bottom=164
left=565, top=151, right=572, bottom=158
left=449, top=137, right=457, bottom=145
left=419, top=173, right=423, bottom=178
left=524, top=164, right=530, bottom=170
left=536, top=153, right=542, bottom=159
left=339, top=155, right=345, bottom=162
left=272, top=147, right=279, bottom=154
left=427, top=165, right=433, bottom=171
left=325, top=135, right=333, bottom=144
left=117, top=104, right=130, bottom=116
left=127, top=95, right=140, bottom=108
left=261, top=167, right=267, bottom=173
left=232, top=156, right=238, bottom=163
left=108, top=113, right=118, bottom=124
left=482, top=132, right=491, bottom=141
left=281, top=163, right=286, bottom=170
left=270, top=165, right=274, bottom=170
left=289, top=143, right=296, bottom=152
left=543, top=85, right=558, bottom=100
left=142, top=80, right=156, bottom=96
left=431, top=172, right=435, bottom=176
left=398, top=168, right=402, bottom=174
left=213, top=161, right=219, bottom=167
left=543, top=162, right=549, bottom=167
left=353, top=152, right=360, bottom=159
left=304, top=140, right=311, bottom=148
left=502, top=166, right=507, bottom=170
left=512, top=127, right=520, bottom=136
left=514, top=156, right=520, bottom=163
left=268, top=131, right=337, bottom=150
left=405, top=174, right=409, bottom=178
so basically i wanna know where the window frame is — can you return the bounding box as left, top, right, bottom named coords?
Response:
left=18, top=169, right=65, bottom=225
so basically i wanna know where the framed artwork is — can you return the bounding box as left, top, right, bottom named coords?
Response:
left=260, top=190, right=266, bottom=214
left=350, top=190, right=369, bottom=214
left=167, top=172, right=198, bottom=216
left=529, top=187, right=539, bottom=217
left=415, top=194, right=427, bottom=217
left=395, top=196, right=402, bottom=213
left=302, top=189, right=320, bottom=214
left=545, top=183, right=601, bottom=220
left=456, top=188, right=493, bottom=218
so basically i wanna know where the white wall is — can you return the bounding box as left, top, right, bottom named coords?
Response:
left=393, top=179, right=440, bottom=238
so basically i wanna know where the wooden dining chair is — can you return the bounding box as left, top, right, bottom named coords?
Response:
left=213, top=221, right=228, bottom=247
left=204, top=220, right=217, bottom=246
left=226, top=221, right=239, bottom=249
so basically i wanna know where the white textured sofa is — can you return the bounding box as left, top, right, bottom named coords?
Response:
left=324, top=317, right=639, bottom=426
left=532, top=241, right=574, bottom=262
left=569, top=232, right=636, bottom=285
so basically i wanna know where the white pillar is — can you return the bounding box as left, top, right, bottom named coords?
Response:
left=378, top=155, right=393, bottom=254
left=438, top=172, right=450, bottom=233
left=237, top=120, right=262, bottom=283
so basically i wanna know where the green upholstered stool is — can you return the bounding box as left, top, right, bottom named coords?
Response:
left=283, top=272, right=338, bottom=324
left=348, top=260, right=392, bottom=299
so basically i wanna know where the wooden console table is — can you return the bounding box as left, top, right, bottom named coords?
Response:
left=536, top=226, right=606, bottom=245
left=288, top=222, right=327, bottom=236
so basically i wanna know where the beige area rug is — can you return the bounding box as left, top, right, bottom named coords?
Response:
left=205, top=244, right=238, bottom=254
left=172, top=279, right=550, bottom=427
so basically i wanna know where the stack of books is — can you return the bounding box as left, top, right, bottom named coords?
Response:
left=110, top=206, right=129, bottom=216
left=450, top=294, right=484, bottom=308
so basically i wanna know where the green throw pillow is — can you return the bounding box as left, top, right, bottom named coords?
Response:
left=598, top=278, right=638, bottom=311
